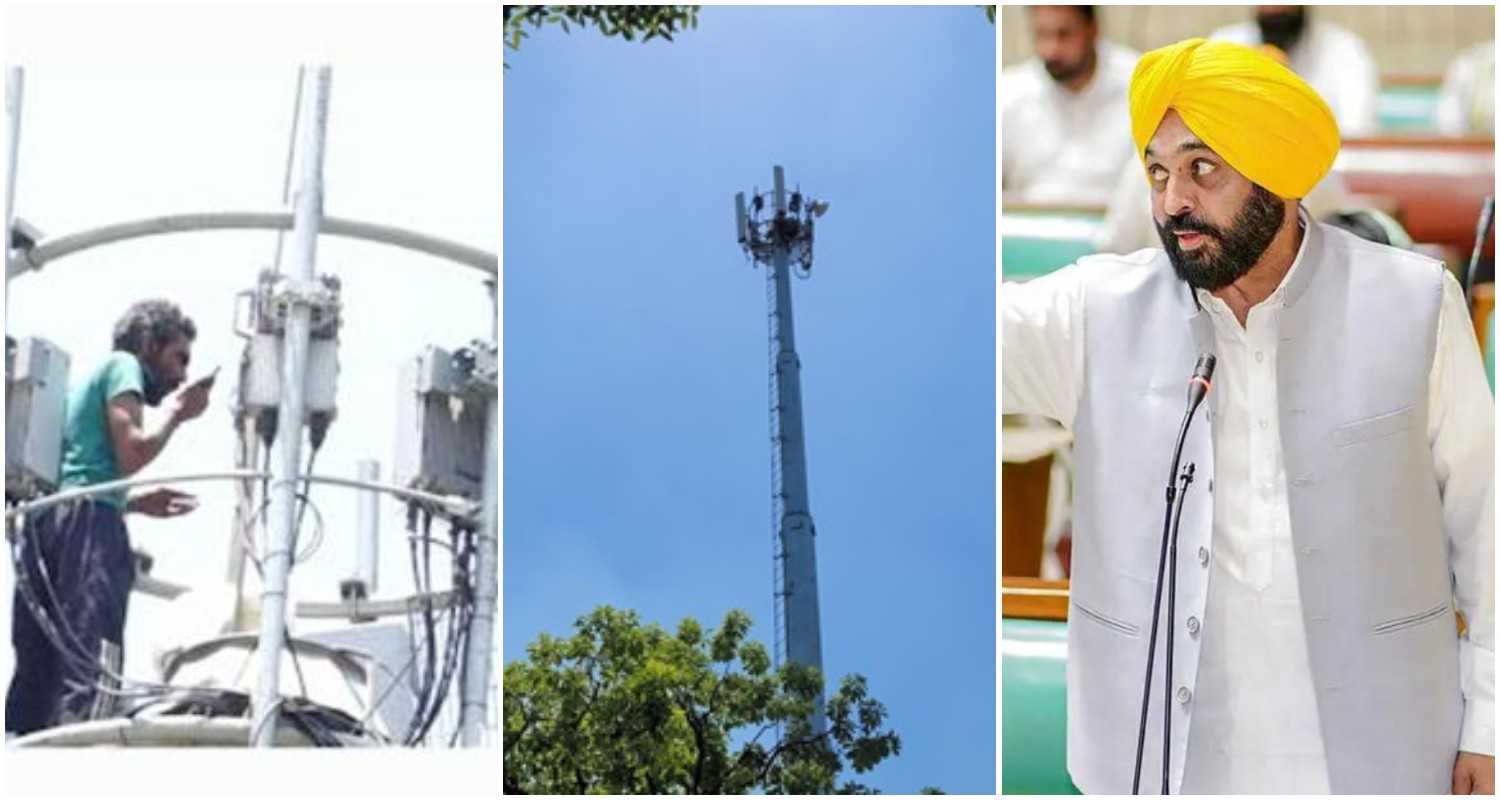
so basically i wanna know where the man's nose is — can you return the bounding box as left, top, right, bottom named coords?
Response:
left=1162, top=176, right=1195, bottom=221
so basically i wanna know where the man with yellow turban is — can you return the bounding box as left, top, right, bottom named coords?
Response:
left=1003, top=39, right=1495, bottom=794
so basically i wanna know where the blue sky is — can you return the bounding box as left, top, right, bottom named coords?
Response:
left=503, top=6, right=995, bottom=793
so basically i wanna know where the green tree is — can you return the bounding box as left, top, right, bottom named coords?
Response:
left=504, top=606, right=906, bottom=794
left=504, top=5, right=701, bottom=54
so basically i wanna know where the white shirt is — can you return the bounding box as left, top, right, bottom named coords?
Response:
left=1210, top=20, right=1381, bottom=137
left=1001, top=40, right=1140, bottom=206
left=1435, top=41, right=1496, bottom=137
left=1002, top=219, right=1497, bottom=790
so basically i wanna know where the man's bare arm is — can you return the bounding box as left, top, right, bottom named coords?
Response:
left=105, top=382, right=208, bottom=477
left=106, top=393, right=182, bottom=477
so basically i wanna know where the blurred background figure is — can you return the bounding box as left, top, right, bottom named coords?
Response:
left=1210, top=6, right=1381, bottom=135
left=1001, top=6, right=1139, bottom=205
left=1437, top=40, right=1496, bottom=136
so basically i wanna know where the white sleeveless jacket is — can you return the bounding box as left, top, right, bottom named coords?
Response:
left=1013, top=221, right=1484, bottom=793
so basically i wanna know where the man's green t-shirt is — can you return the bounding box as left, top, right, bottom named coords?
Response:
left=57, top=351, right=145, bottom=509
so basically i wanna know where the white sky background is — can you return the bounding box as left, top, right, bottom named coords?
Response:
left=2, top=66, right=497, bottom=717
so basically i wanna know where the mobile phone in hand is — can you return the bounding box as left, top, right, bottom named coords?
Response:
left=192, top=366, right=221, bottom=389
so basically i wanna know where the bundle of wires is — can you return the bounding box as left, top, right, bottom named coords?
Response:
left=400, top=503, right=479, bottom=747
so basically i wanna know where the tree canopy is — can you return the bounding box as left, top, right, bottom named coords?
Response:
left=504, top=6, right=701, bottom=54
left=503, top=606, right=907, bottom=794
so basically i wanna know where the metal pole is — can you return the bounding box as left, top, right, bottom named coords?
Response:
left=5, top=67, right=23, bottom=282
left=768, top=165, right=826, bottom=734
left=7, top=212, right=497, bottom=280
left=250, top=65, right=331, bottom=747
left=461, top=277, right=499, bottom=746
left=353, top=459, right=380, bottom=594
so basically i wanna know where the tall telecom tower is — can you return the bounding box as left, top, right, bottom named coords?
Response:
left=735, top=165, right=830, bottom=734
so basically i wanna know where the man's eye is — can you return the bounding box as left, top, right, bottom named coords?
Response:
left=1194, top=160, right=1216, bottom=177
left=1148, top=166, right=1168, bottom=183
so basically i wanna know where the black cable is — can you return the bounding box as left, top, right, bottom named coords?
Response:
left=1161, top=464, right=1194, bottom=794
left=400, top=603, right=458, bottom=746
left=1463, top=195, right=1495, bottom=304
left=404, top=520, right=481, bottom=746
left=409, top=605, right=461, bottom=744
left=410, top=599, right=472, bottom=746
left=289, top=443, right=321, bottom=560
left=406, top=506, right=441, bottom=742
left=281, top=441, right=324, bottom=702
left=444, top=525, right=481, bottom=747
left=422, top=508, right=437, bottom=685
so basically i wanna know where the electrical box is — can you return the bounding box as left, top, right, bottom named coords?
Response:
left=233, top=269, right=342, bottom=424
left=5, top=335, right=71, bottom=500
left=240, top=333, right=340, bottom=415
left=393, top=342, right=494, bottom=501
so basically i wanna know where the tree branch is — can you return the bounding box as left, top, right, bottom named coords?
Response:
left=753, top=729, right=832, bottom=788
left=724, top=722, right=777, bottom=788
left=675, top=693, right=710, bottom=794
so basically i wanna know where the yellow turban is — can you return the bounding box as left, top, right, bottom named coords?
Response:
left=1128, top=38, right=1340, bottom=199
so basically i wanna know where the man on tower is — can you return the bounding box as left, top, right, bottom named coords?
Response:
left=6, top=299, right=213, bottom=736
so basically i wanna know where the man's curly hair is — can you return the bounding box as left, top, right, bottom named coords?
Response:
left=111, top=299, right=197, bottom=356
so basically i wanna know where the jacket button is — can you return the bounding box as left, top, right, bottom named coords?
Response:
left=1197, top=546, right=1209, bottom=566
left=1176, top=686, right=1192, bottom=704
left=1186, top=616, right=1200, bottom=635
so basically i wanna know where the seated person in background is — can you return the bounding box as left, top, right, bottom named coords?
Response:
left=1436, top=41, right=1496, bottom=136
left=1002, top=5, right=1140, bottom=206
left=1211, top=6, right=1380, bottom=136
left=1321, top=207, right=1415, bottom=250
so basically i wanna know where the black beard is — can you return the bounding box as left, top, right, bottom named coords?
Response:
left=1044, top=48, right=1094, bottom=85
left=1155, top=185, right=1286, bottom=292
left=140, top=358, right=168, bottom=407
left=1258, top=10, right=1306, bottom=53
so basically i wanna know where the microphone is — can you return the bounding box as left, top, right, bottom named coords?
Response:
left=1133, top=352, right=1216, bottom=795
left=1186, top=354, right=1216, bottom=411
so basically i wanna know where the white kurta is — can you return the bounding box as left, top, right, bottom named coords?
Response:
left=1209, top=20, right=1381, bottom=137
left=1001, top=40, right=1140, bottom=206
left=1002, top=221, right=1496, bottom=791
left=1178, top=231, right=1330, bottom=793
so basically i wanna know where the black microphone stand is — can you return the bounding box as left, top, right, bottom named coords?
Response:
left=1463, top=195, right=1494, bottom=306
left=1133, top=359, right=1213, bottom=795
